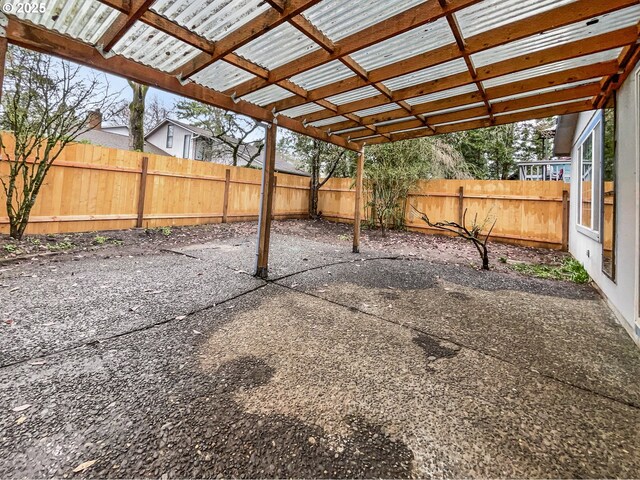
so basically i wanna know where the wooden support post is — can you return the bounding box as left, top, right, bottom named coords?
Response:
left=561, top=189, right=570, bottom=251
left=271, top=176, right=278, bottom=220
left=222, top=168, right=231, bottom=223
left=0, top=15, right=7, bottom=104
left=308, top=179, right=313, bottom=217
left=255, top=123, right=277, bottom=278
left=458, top=186, right=464, bottom=225
left=136, top=156, right=149, bottom=228
left=353, top=146, right=365, bottom=253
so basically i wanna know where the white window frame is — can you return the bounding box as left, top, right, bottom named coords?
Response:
left=576, top=113, right=602, bottom=241
left=182, top=134, right=191, bottom=158
left=166, top=124, right=174, bottom=149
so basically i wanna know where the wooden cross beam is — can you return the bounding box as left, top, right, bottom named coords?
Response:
left=99, top=0, right=157, bottom=52
left=359, top=99, right=595, bottom=145
left=175, top=0, right=324, bottom=78
left=4, top=17, right=361, bottom=152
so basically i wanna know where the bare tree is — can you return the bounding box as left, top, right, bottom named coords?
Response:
left=175, top=100, right=263, bottom=166
left=109, top=93, right=169, bottom=133
left=144, top=95, right=170, bottom=132
left=279, top=132, right=352, bottom=217
left=0, top=47, right=118, bottom=239
left=412, top=206, right=496, bottom=270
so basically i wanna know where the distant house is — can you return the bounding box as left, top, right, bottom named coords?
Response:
left=518, top=159, right=572, bottom=182
left=145, top=118, right=309, bottom=176
left=75, top=111, right=167, bottom=155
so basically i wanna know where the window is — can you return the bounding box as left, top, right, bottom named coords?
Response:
left=182, top=134, right=191, bottom=158
left=166, top=124, right=174, bottom=148
left=577, top=117, right=602, bottom=237
left=602, top=94, right=616, bottom=279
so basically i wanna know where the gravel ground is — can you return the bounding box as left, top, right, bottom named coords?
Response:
left=1, top=227, right=639, bottom=478
left=1, top=219, right=567, bottom=271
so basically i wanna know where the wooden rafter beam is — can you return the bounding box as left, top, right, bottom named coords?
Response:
left=266, top=0, right=639, bottom=113
left=99, top=0, right=156, bottom=52
left=329, top=61, right=618, bottom=133
left=290, top=24, right=634, bottom=130
left=594, top=36, right=640, bottom=108
left=359, top=100, right=596, bottom=145
left=438, top=0, right=494, bottom=123
left=174, top=0, right=323, bottom=79
left=5, top=16, right=360, bottom=151
left=340, top=82, right=601, bottom=139
left=280, top=13, right=408, bottom=135
left=227, top=0, right=482, bottom=97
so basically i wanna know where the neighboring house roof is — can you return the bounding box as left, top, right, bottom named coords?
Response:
left=145, top=117, right=211, bottom=138
left=146, top=117, right=310, bottom=177
left=76, top=128, right=169, bottom=156
left=553, top=114, right=579, bottom=157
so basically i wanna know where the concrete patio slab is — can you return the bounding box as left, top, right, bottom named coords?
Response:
left=0, top=252, right=264, bottom=366
left=276, top=257, right=640, bottom=408
left=1, top=282, right=638, bottom=478
left=173, top=233, right=389, bottom=279
left=1, top=233, right=639, bottom=478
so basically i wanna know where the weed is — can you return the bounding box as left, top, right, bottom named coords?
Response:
left=29, top=238, right=41, bottom=245
left=511, top=257, right=590, bottom=284
left=499, top=256, right=507, bottom=263
left=47, top=240, right=74, bottom=251
left=3, top=244, right=18, bottom=253
left=111, top=239, right=124, bottom=246
left=160, top=226, right=172, bottom=236
left=94, top=235, right=107, bottom=245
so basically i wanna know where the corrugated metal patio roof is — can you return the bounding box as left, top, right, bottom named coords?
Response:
left=4, top=0, right=639, bottom=150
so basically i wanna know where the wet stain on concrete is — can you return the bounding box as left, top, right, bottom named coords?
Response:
left=412, top=333, right=460, bottom=365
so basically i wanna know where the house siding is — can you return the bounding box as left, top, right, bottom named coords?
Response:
left=568, top=64, right=639, bottom=345
left=146, top=122, right=195, bottom=159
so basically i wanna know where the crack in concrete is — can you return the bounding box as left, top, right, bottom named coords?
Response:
left=3, top=250, right=637, bottom=414
left=267, top=262, right=640, bottom=412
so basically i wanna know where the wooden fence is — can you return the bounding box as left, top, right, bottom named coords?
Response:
left=0, top=136, right=310, bottom=235
left=318, top=178, right=570, bottom=250
left=1, top=135, right=572, bottom=250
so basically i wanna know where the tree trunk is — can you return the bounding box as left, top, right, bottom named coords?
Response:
left=310, top=184, right=319, bottom=218
left=481, top=245, right=489, bottom=270
left=129, top=82, right=148, bottom=152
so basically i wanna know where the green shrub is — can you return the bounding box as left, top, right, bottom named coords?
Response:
left=511, top=257, right=589, bottom=284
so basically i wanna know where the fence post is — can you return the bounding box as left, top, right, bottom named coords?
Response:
left=136, top=156, right=149, bottom=228
left=458, top=186, right=464, bottom=225
left=222, top=168, right=231, bottom=223
left=562, top=189, right=570, bottom=251
left=271, top=175, right=277, bottom=220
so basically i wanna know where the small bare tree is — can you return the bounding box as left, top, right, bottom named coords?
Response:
left=0, top=47, right=118, bottom=239
left=412, top=206, right=496, bottom=270
left=175, top=100, right=263, bottom=167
